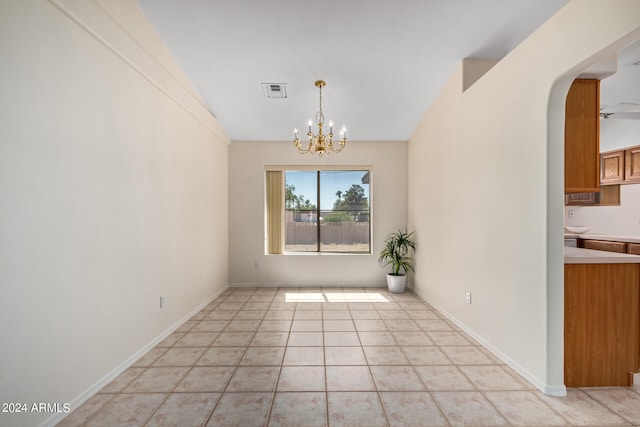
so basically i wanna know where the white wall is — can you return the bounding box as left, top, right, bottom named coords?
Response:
left=566, top=184, right=640, bottom=235
left=0, top=1, right=229, bottom=426
left=408, top=0, right=640, bottom=395
left=229, top=140, right=407, bottom=287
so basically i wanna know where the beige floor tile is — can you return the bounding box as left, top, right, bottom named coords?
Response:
left=378, top=310, right=410, bottom=320
left=432, top=391, right=509, bottom=426
left=268, top=392, right=327, bottom=427
left=197, top=347, right=245, bottom=366
left=322, top=302, right=349, bottom=310
left=484, top=391, right=570, bottom=426
left=392, top=331, right=434, bottom=346
left=85, top=393, right=166, bottom=427
left=354, top=319, right=389, bottom=331
left=277, top=366, right=325, bottom=391
left=370, top=366, right=426, bottom=391
left=327, top=392, right=389, bottom=427
left=538, top=389, right=629, bottom=426
left=403, top=346, right=451, bottom=366
left=175, top=320, right=198, bottom=333
left=241, top=302, right=270, bottom=311
left=583, top=388, right=640, bottom=425
left=325, top=346, right=367, bottom=365
left=207, top=392, right=273, bottom=427
left=348, top=302, right=376, bottom=310
left=415, top=365, right=475, bottom=391
left=350, top=310, right=381, bottom=319
left=189, top=310, right=209, bottom=321
left=223, top=320, right=261, bottom=332
left=405, top=310, right=441, bottom=320
left=385, top=319, right=422, bottom=332
left=191, top=320, right=229, bottom=332
left=326, top=366, right=376, bottom=391
left=257, top=320, right=292, bottom=332
left=204, top=310, right=237, bottom=321
left=123, top=367, right=190, bottom=392
left=459, top=365, right=529, bottom=390
left=440, top=346, right=495, bottom=365
left=264, top=310, right=295, bottom=320
left=226, top=366, right=280, bottom=392
left=374, top=302, right=402, bottom=310
left=324, top=319, right=356, bottom=331
left=324, top=331, right=360, bottom=346
left=146, top=393, right=219, bottom=427
left=212, top=332, right=254, bottom=346
left=239, top=346, right=285, bottom=366
left=233, top=310, right=266, bottom=320
left=428, top=331, right=472, bottom=346
left=173, top=332, right=218, bottom=347
left=57, top=394, right=115, bottom=427
left=379, top=392, right=449, bottom=427
left=322, top=309, right=352, bottom=319
left=288, top=331, right=323, bottom=346
left=152, top=347, right=206, bottom=366
left=132, top=348, right=167, bottom=367
left=250, top=331, right=289, bottom=346
left=99, top=367, right=145, bottom=393
left=156, top=332, right=185, bottom=347
left=225, top=295, right=251, bottom=303
left=283, top=346, right=325, bottom=365
left=293, top=310, right=323, bottom=320
left=294, top=302, right=323, bottom=310
left=358, top=331, right=397, bottom=346
left=174, top=366, right=235, bottom=392
left=291, top=319, right=323, bottom=331
left=269, top=302, right=294, bottom=311
left=363, top=346, right=409, bottom=365
left=416, top=319, right=456, bottom=332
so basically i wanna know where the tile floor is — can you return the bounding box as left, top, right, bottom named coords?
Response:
left=58, top=287, right=640, bottom=427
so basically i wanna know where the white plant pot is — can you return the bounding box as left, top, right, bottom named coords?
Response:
left=386, top=274, right=406, bottom=293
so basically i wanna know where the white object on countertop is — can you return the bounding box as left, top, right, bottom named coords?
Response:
left=564, top=225, right=591, bottom=234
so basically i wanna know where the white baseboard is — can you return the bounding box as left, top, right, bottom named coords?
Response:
left=43, top=286, right=228, bottom=427
left=409, top=286, right=567, bottom=397
left=229, top=282, right=387, bottom=288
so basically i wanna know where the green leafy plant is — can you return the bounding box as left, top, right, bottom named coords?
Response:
left=378, top=229, right=416, bottom=276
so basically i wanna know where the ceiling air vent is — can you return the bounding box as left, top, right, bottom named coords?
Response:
left=262, top=83, right=287, bottom=99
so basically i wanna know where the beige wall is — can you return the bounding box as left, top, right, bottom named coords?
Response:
left=229, top=141, right=407, bottom=287
left=408, top=0, right=640, bottom=395
left=0, top=1, right=229, bottom=426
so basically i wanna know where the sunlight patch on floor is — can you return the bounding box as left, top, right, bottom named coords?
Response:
left=285, top=292, right=389, bottom=303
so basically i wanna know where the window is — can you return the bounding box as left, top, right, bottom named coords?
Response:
left=266, top=168, right=371, bottom=254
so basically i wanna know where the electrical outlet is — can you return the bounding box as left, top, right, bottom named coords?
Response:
left=160, top=296, right=165, bottom=308
left=465, top=292, right=471, bottom=304
left=568, top=210, right=575, bottom=220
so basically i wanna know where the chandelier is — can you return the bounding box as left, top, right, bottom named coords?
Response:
left=293, top=80, right=347, bottom=156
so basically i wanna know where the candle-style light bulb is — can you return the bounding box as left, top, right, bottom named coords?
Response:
left=341, top=126, right=347, bottom=139
left=294, top=128, right=299, bottom=138
left=308, top=120, right=312, bottom=132
left=329, top=121, right=333, bottom=134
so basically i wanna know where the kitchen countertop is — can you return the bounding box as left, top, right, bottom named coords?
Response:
left=564, top=233, right=640, bottom=243
left=564, top=246, right=640, bottom=264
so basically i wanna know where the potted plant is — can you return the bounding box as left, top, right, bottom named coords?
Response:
left=378, top=229, right=416, bottom=293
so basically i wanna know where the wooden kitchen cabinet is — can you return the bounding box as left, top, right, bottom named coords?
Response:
left=565, top=79, right=600, bottom=193
left=625, top=146, right=640, bottom=183
left=600, top=150, right=624, bottom=184
left=565, top=263, right=640, bottom=386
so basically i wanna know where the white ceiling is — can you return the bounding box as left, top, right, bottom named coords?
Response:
left=136, top=0, right=575, bottom=141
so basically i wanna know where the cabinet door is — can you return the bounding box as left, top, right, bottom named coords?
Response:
left=625, top=147, right=640, bottom=183
left=565, top=79, right=600, bottom=193
left=600, top=150, right=624, bottom=184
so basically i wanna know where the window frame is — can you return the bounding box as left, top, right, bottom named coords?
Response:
left=266, top=165, right=372, bottom=255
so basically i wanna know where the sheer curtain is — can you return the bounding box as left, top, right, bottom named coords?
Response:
left=265, top=170, right=284, bottom=254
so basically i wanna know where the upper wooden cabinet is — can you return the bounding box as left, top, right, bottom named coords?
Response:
left=565, top=79, right=600, bottom=193
left=600, top=150, right=624, bottom=184
left=625, top=146, right=640, bottom=183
